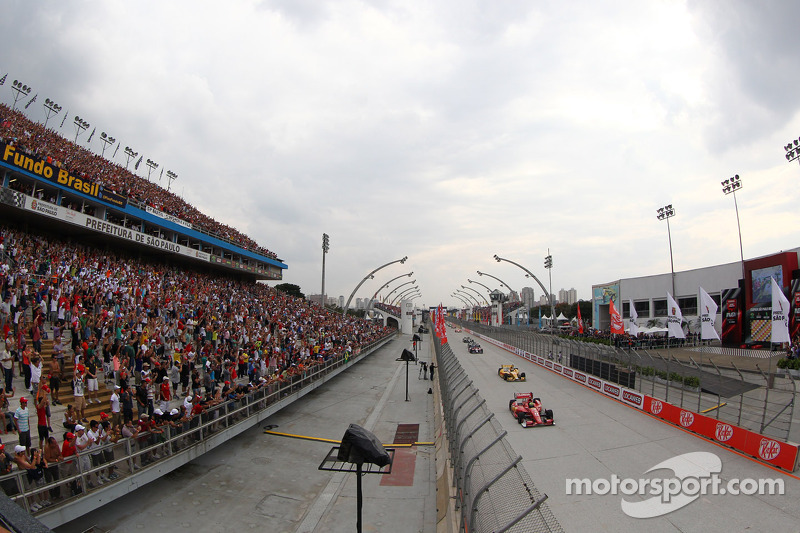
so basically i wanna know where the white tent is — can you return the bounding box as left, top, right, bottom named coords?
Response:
left=556, top=312, right=568, bottom=321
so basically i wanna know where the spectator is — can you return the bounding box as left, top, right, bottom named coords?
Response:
left=13, top=397, right=31, bottom=450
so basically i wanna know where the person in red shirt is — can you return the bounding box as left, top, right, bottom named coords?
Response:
left=158, top=376, right=170, bottom=413
left=35, top=387, right=49, bottom=449
left=61, top=432, right=80, bottom=495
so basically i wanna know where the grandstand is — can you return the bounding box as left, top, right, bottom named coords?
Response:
left=0, top=103, right=285, bottom=280
left=0, top=102, right=398, bottom=525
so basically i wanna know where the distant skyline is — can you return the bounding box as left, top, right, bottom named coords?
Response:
left=2, top=1, right=800, bottom=309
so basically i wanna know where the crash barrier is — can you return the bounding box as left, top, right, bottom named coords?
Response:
left=455, top=321, right=798, bottom=442
left=1, top=333, right=395, bottom=528
left=434, top=336, right=564, bottom=533
left=459, top=325, right=800, bottom=472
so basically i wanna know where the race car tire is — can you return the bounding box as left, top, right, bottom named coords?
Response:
left=545, top=409, right=553, bottom=420
left=520, top=372, right=526, bottom=379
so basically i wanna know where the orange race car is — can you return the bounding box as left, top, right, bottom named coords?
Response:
left=498, top=364, right=526, bottom=382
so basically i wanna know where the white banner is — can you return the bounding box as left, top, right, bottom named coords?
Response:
left=699, top=287, right=720, bottom=340
left=667, top=292, right=685, bottom=339
left=628, top=298, right=639, bottom=336
left=144, top=205, right=193, bottom=228
left=771, top=277, right=790, bottom=343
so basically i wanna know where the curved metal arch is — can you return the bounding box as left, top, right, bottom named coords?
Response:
left=461, top=284, right=489, bottom=305
left=369, top=272, right=413, bottom=303
left=493, top=254, right=553, bottom=317
left=343, top=256, right=408, bottom=315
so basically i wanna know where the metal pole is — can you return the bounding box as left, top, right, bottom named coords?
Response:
left=343, top=256, right=408, bottom=315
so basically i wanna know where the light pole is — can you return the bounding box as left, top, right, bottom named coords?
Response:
left=461, top=285, right=489, bottom=305
left=476, top=271, right=512, bottom=294
left=10, top=80, right=31, bottom=111
left=124, top=147, right=138, bottom=169
left=73, top=116, right=90, bottom=143
left=146, top=159, right=159, bottom=182
left=343, top=257, right=408, bottom=315
left=467, top=278, right=492, bottom=295
left=42, top=98, right=62, bottom=129
left=99, top=132, right=116, bottom=158
left=455, top=289, right=480, bottom=307
left=391, top=286, right=419, bottom=306
left=369, top=272, right=413, bottom=305
left=721, top=175, right=746, bottom=283
left=166, top=170, right=178, bottom=192
left=656, top=205, right=677, bottom=297
left=784, top=136, right=800, bottom=167
left=452, top=293, right=472, bottom=319
left=543, top=252, right=554, bottom=327
left=321, top=233, right=330, bottom=309
left=493, top=254, right=554, bottom=326
left=386, top=279, right=416, bottom=301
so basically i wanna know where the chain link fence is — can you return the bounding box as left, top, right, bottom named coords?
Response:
left=456, top=320, right=799, bottom=444
left=434, top=335, right=564, bottom=533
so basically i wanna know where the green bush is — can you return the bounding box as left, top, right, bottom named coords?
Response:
left=683, top=376, right=700, bottom=388
left=777, top=358, right=789, bottom=369
left=639, top=366, right=655, bottom=377
left=656, top=370, right=668, bottom=380
left=669, top=372, right=683, bottom=383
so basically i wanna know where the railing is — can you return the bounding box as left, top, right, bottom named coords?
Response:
left=0, top=332, right=395, bottom=525
left=455, top=320, right=799, bottom=444
left=434, top=334, right=564, bottom=533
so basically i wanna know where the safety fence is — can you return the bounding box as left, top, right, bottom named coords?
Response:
left=0, top=332, right=395, bottom=526
left=434, top=335, right=564, bottom=533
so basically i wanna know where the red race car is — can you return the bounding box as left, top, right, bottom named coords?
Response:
left=509, top=392, right=554, bottom=428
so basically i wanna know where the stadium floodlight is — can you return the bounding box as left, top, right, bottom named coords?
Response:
left=11, top=80, right=31, bottom=111
left=721, top=175, right=746, bottom=282
left=73, top=116, right=90, bottom=143
left=656, top=204, right=676, bottom=297
left=145, top=159, right=159, bottom=181
left=166, top=170, right=178, bottom=191
left=124, top=147, right=138, bottom=169
left=784, top=136, right=800, bottom=165
left=99, top=132, right=116, bottom=158
left=42, top=98, right=62, bottom=129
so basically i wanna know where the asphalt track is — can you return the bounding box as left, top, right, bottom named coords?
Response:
left=452, top=330, right=800, bottom=532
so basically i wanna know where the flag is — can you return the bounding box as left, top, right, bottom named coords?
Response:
left=87, top=127, right=95, bottom=143
left=159, top=167, right=164, bottom=182
left=628, top=298, right=639, bottom=337
left=60, top=110, right=68, bottom=128
left=699, top=287, right=719, bottom=340
left=538, top=306, right=542, bottom=329
left=577, top=305, right=584, bottom=334
left=135, top=155, right=143, bottom=170
left=771, top=277, right=790, bottom=343
left=113, top=142, right=120, bottom=157
left=0, top=74, right=6, bottom=86
left=24, top=93, right=37, bottom=110
left=667, top=292, right=685, bottom=339
left=436, top=304, right=447, bottom=343
left=609, top=299, right=624, bottom=334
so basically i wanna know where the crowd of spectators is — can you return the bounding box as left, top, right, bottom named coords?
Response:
left=0, top=103, right=278, bottom=259
left=0, top=223, right=394, bottom=508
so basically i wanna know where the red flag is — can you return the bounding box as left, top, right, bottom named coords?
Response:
left=577, top=305, right=584, bottom=334
left=436, top=304, right=447, bottom=343
left=609, top=299, right=624, bottom=334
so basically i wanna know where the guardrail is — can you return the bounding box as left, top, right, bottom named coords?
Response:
left=0, top=332, right=395, bottom=528
left=433, top=335, right=564, bottom=533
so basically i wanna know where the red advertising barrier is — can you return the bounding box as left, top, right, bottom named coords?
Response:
left=460, top=327, right=799, bottom=470
left=643, top=395, right=799, bottom=471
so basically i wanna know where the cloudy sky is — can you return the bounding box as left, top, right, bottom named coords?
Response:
left=2, top=0, right=800, bottom=309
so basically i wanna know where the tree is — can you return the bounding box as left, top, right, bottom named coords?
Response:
left=274, top=283, right=304, bottom=299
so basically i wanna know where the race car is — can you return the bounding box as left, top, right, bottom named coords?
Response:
left=509, top=392, right=554, bottom=428
left=454, top=327, right=462, bottom=333
left=498, top=364, right=526, bottom=381
left=468, top=343, right=483, bottom=354
left=462, top=336, right=472, bottom=343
